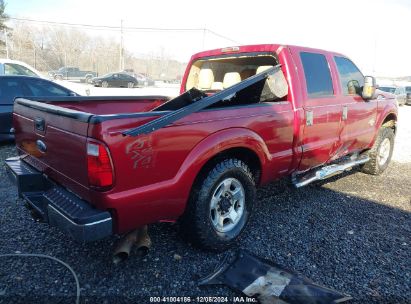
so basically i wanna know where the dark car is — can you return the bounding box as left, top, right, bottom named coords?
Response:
left=0, top=76, right=77, bottom=142
left=91, top=72, right=138, bottom=88
left=378, top=86, right=406, bottom=106
left=406, top=86, right=411, bottom=105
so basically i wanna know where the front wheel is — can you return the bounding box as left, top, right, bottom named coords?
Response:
left=102, top=81, right=109, bottom=88
left=361, top=127, right=395, bottom=175
left=180, top=159, right=256, bottom=251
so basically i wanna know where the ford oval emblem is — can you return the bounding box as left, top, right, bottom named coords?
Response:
left=36, top=140, right=47, bottom=153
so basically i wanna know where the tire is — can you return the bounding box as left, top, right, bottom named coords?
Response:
left=85, top=76, right=92, bottom=84
left=361, top=127, right=395, bottom=175
left=180, top=159, right=256, bottom=251
left=102, top=81, right=109, bottom=88
left=55, top=75, right=63, bottom=80
left=127, top=82, right=134, bottom=88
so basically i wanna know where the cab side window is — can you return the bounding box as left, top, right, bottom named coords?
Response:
left=300, top=52, right=334, bottom=98
left=334, top=56, right=364, bottom=95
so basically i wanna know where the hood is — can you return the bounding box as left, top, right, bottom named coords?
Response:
left=375, top=89, right=396, bottom=100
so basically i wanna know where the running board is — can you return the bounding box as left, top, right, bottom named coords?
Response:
left=292, top=156, right=370, bottom=188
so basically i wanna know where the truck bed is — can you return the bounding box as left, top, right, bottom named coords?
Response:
left=12, top=96, right=170, bottom=202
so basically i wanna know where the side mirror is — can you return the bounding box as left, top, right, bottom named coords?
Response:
left=362, top=76, right=376, bottom=100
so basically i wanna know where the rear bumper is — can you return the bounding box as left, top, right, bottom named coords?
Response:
left=5, top=157, right=113, bottom=242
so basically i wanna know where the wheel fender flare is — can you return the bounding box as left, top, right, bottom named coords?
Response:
left=370, top=107, right=397, bottom=147
left=172, top=128, right=270, bottom=209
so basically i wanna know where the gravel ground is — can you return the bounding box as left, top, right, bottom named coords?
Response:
left=0, top=107, right=410, bottom=304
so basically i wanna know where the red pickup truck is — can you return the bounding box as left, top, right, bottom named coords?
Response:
left=6, top=44, right=397, bottom=251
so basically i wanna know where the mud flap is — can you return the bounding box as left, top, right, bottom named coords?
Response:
left=199, top=250, right=352, bottom=304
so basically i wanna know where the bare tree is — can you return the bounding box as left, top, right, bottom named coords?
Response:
left=8, top=21, right=186, bottom=80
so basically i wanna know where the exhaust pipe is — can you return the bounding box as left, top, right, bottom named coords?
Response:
left=112, top=225, right=151, bottom=264
left=134, top=225, right=151, bottom=256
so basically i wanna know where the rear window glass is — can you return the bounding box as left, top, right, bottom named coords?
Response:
left=300, top=52, right=334, bottom=97
left=24, top=79, right=71, bottom=96
left=4, top=63, right=37, bottom=77
left=185, top=54, right=278, bottom=92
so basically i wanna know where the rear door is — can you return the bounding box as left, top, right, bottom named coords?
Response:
left=119, top=74, right=129, bottom=87
left=293, top=50, right=343, bottom=170
left=111, top=74, right=121, bottom=87
left=333, top=56, right=378, bottom=152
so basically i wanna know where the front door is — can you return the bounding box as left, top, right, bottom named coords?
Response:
left=333, top=56, right=378, bottom=154
left=295, top=51, right=343, bottom=171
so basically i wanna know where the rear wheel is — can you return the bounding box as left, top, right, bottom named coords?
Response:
left=361, top=127, right=395, bottom=175
left=102, top=81, right=109, bottom=88
left=180, top=159, right=256, bottom=251
left=127, top=82, right=134, bottom=88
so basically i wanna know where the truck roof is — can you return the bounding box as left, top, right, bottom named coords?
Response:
left=189, top=44, right=346, bottom=61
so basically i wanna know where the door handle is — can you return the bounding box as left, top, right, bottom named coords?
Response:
left=306, top=111, right=313, bottom=126
left=342, top=106, right=348, bottom=121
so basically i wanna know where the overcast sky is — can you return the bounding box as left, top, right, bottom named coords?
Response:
left=6, top=0, right=411, bottom=77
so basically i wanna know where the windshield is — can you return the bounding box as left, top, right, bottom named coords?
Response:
left=406, top=86, right=411, bottom=93
left=378, top=86, right=396, bottom=93
left=186, top=54, right=278, bottom=92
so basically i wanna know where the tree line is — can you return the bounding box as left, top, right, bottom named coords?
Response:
left=0, top=2, right=185, bottom=80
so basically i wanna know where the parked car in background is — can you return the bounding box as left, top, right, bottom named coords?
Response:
left=48, top=67, right=97, bottom=83
left=378, top=86, right=406, bottom=106
left=406, top=86, right=411, bottom=105
left=0, top=76, right=77, bottom=142
left=91, top=72, right=138, bottom=88
left=0, top=59, right=43, bottom=78
left=123, top=70, right=155, bottom=87
left=135, top=73, right=155, bottom=86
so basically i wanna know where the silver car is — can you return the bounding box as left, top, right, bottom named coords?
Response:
left=379, top=86, right=406, bottom=106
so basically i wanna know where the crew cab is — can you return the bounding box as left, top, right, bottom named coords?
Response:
left=5, top=44, right=397, bottom=251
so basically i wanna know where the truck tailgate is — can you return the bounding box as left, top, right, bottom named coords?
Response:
left=13, top=99, right=92, bottom=201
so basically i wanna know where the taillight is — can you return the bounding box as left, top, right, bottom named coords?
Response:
left=87, top=140, right=114, bottom=189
